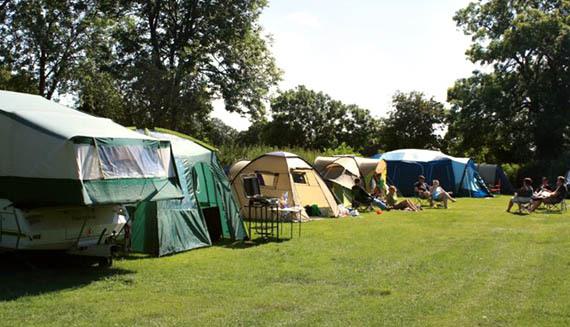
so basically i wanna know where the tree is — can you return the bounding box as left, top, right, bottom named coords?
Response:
left=0, top=0, right=110, bottom=99
left=203, top=118, right=239, bottom=147
left=449, top=0, right=570, bottom=161
left=111, top=0, right=281, bottom=137
left=380, top=91, right=446, bottom=151
left=250, top=85, right=381, bottom=153
left=0, top=65, right=37, bottom=93
left=446, top=72, right=531, bottom=163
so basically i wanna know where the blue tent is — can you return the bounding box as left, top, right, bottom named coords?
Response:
left=379, top=149, right=491, bottom=198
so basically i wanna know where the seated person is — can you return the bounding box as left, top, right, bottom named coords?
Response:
left=386, top=186, right=419, bottom=211
left=532, top=176, right=553, bottom=200
left=352, top=178, right=387, bottom=210
left=430, top=179, right=456, bottom=209
left=414, top=175, right=431, bottom=199
left=529, top=176, right=567, bottom=212
left=506, top=177, right=533, bottom=212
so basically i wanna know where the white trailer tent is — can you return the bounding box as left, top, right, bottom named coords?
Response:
left=314, top=155, right=387, bottom=205
left=0, top=91, right=181, bottom=206
left=229, top=152, right=339, bottom=221
left=0, top=90, right=182, bottom=262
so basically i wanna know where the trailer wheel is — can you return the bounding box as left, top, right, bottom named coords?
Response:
left=98, top=257, right=113, bottom=268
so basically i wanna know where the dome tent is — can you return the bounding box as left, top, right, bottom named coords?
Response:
left=314, top=155, right=387, bottom=206
left=380, top=149, right=491, bottom=198
left=476, top=164, right=515, bottom=195
left=229, top=152, right=339, bottom=221
left=130, top=129, right=247, bottom=257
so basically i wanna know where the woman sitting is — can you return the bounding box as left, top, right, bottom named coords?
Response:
left=529, top=176, right=567, bottom=212
left=386, top=186, right=419, bottom=211
left=532, top=176, right=553, bottom=200
left=430, top=179, right=456, bottom=209
left=506, top=177, right=533, bottom=213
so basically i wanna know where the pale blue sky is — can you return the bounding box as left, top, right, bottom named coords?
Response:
left=212, top=0, right=478, bottom=130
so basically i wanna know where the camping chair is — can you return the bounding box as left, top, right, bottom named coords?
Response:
left=351, top=188, right=374, bottom=212
left=545, top=199, right=567, bottom=213
left=517, top=201, right=532, bottom=214
left=351, top=199, right=373, bottom=212
left=489, top=180, right=501, bottom=195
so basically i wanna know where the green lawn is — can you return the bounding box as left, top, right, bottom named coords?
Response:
left=2, top=196, right=570, bottom=326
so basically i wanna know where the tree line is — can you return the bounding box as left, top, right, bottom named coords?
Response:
left=1, top=0, right=569, bottom=175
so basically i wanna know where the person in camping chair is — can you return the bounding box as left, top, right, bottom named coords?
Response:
left=506, top=177, right=533, bottom=213
left=352, top=178, right=387, bottom=210
left=532, top=177, right=553, bottom=200
left=430, top=179, right=456, bottom=209
left=414, top=175, right=431, bottom=200
left=529, top=176, right=567, bottom=212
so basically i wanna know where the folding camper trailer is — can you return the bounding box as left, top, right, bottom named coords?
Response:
left=0, top=91, right=182, bottom=265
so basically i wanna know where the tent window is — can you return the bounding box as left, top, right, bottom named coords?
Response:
left=242, top=175, right=261, bottom=198
left=95, top=142, right=167, bottom=179
left=256, top=172, right=279, bottom=188
left=292, top=172, right=307, bottom=184
left=324, top=165, right=345, bottom=179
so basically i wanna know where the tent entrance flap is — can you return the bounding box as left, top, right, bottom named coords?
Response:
left=130, top=129, right=247, bottom=257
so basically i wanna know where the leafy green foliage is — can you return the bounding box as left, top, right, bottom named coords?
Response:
left=449, top=0, right=570, bottom=162
left=380, top=91, right=447, bottom=151
left=216, top=144, right=355, bottom=167
left=202, top=118, right=239, bottom=147
left=0, top=65, right=37, bottom=93
left=238, top=85, right=381, bottom=155
left=110, top=0, right=281, bottom=136
left=0, top=0, right=280, bottom=142
left=446, top=72, right=530, bottom=163
left=0, top=0, right=109, bottom=99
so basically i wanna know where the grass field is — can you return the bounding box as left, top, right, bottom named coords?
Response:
left=2, top=196, right=570, bottom=326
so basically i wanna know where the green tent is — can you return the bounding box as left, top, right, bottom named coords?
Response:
left=0, top=90, right=181, bottom=207
left=130, top=129, right=247, bottom=256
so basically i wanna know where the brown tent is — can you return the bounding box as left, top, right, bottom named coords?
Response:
left=229, top=152, right=339, bottom=221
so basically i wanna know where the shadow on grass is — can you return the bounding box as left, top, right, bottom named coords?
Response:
left=216, top=237, right=291, bottom=249
left=0, top=251, right=133, bottom=302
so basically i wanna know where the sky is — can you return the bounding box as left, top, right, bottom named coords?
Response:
left=211, top=0, right=478, bottom=131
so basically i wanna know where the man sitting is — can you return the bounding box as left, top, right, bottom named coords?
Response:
left=414, top=175, right=431, bottom=205
left=352, top=178, right=387, bottom=210
left=529, top=176, right=567, bottom=212
left=507, top=177, right=533, bottom=213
